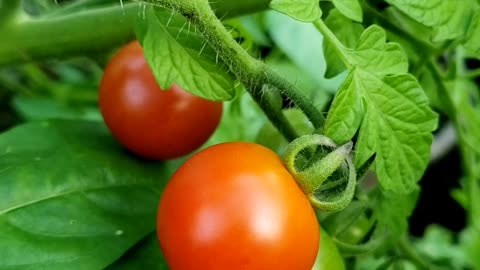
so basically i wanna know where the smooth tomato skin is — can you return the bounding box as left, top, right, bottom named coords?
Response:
left=99, top=41, right=223, bottom=160
left=157, top=142, right=320, bottom=270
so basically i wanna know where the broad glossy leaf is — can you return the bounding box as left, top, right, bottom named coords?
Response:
left=136, top=6, right=235, bottom=101
left=270, top=0, right=322, bottom=22
left=0, top=120, right=177, bottom=269
left=12, top=96, right=101, bottom=121
left=105, top=233, right=168, bottom=270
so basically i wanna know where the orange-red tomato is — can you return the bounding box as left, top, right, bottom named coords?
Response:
left=157, top=142, right=320, bottom=270
left=99, top=41, right=222, bottom=160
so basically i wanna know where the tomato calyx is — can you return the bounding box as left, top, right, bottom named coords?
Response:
left=283, top=134, right=356, bottom=212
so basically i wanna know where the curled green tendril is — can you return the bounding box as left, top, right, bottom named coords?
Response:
left=283, top=134, right=356, bottom=212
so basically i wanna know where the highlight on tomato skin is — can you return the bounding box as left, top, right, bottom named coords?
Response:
left=98, top=41, right=223, bottom=160
left=156, top=142, right=320, bottom=270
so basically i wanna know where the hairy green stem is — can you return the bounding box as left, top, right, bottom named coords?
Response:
left=0, top=0, right=271, bottom=66
left=250, top=86, right=299, bottom=142
left=141, top=0, right=325, bottom=132
left=262, top=69, right=326, bottom=129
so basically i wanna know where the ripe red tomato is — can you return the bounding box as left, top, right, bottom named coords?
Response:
left=99, top=41, right=223, bottom=160
left=157, top=142, right=320, bottom=270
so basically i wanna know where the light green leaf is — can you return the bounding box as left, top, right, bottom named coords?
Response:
left=0, top=120, right=179, bottom=270
left=136, top=6, right=235, bottom=101
left=326, top=69, right=437, bottom=193
left=331, top=0, right=362, bottom=22
left=385, top=0, right=474, bottom=42
left=270, top=0, right=322, bottom=22
left=357, top=71, right=437, bottom=192
left=323, top=24, right=435, bottom=193
left=323, top=70, right=362, bottom=144
left=323, top=10, right=364, bottom=78
left=345, top=26, right=408, bottom=76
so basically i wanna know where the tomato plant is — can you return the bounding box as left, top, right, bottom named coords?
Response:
left=157, top=142, right=319, bottom=270
left=99, top=41, right=223, bottom=160
left=312, top=227, right=345, bottom=270
left=1, top=0, right=480, bottom=269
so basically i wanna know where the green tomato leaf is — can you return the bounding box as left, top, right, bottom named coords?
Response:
left=0, top=120, right=178, bottom=270
left=270, top=0, right=322, bottom=22
left=323, top=70, right=363, bottom=144
left=331, top=0, right=362, bottom=22
left=324, top=25, right=436, bottom=193
left=385, top=0, right=474, bottom=42
left=325, top=70, right=437, bottom=193
left=135, top=6, right=235, bottom=101
left=323, top=10, right=364, bottom=78
left=105, top=233, right=168, bottom=270
left=352, top=71, right=436, bottom=192
left=345, top=25, right=409, bottom=76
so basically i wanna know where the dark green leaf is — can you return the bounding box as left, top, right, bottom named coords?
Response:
left=12, top=96, right=101, bottom=121
left=105, top=233, right=168, bottom=270
left=0, top=120, right=178, bottom=270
